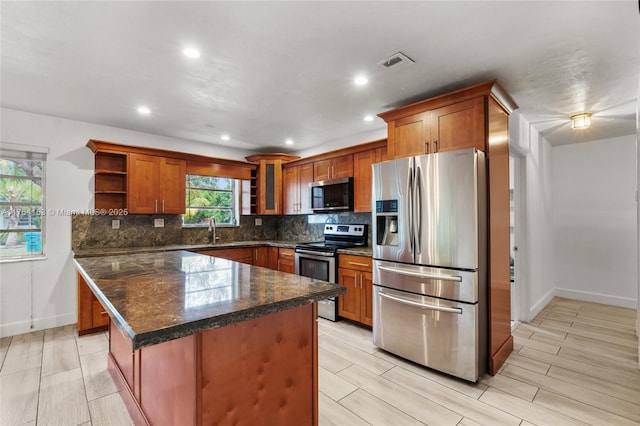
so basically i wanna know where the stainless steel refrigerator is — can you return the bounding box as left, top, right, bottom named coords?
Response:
left=372, top=148, right=487, bottom=382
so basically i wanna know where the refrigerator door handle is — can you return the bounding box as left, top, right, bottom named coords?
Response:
left=378, top=291, right=463, bottom=314
left=377, top=265, right=463, bottom=282
left=408, top=161, right=414, bottom=253
left=414, top=164, right=422, bottom=254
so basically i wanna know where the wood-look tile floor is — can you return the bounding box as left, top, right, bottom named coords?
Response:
left=1, top=297, right=638, bottom=425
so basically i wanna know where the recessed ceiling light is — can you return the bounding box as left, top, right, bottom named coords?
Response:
left=364, top=115, right=374, bottom=122
left=137, top=106, right=151, bottom=115
left=285, top=139, right=294, bottom=145
left=221, top=134, right=230, bottom=141
left=354, top=75, right=368, bottom=86
left=183, top=47, right=201, bottom=59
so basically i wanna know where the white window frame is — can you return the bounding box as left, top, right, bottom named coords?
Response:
left=0, top=143, right=47, bottom=262
left=182, top=175, right=240, bottom=228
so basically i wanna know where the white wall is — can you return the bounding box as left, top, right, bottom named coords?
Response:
left=509, top=112, right=557, bottom=321
left=0, top=108, right=253, bottom=337
left=552, top=135, right=637, bottom=308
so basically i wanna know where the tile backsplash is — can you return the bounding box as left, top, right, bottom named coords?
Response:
left=72, top=212, right=372, bottom=250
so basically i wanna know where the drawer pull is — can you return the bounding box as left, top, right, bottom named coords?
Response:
left=348, top=261, right=370, bottom=267
left=100, top=311, right=107, bottom=316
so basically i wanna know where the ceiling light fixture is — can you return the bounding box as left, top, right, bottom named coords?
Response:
left=221, top=134, right=230, bottom=141
left=285, top=139, right=294, bottom=145
left=364, top=115, right=374, bottom=122
left=570, top=113, right=592, bottom=130
left=137, top=106, right=151, bottom=115
left=183, top=47, right=201, bottom=59
left=354, top=75, right=368, bottom=86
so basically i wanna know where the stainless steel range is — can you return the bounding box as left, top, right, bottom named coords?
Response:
left=295, top=224, right=367, bottom=321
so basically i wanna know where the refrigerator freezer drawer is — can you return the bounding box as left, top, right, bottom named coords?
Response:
left=372, top=285, right=480, bottom=382
left=373, top=260, right=478, bottom=304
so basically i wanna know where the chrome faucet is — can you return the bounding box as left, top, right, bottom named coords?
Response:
left=208, top=217, right=217, bottom=244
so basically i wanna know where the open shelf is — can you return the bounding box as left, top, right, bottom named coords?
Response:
left=94, top=152, right=128, bottom=210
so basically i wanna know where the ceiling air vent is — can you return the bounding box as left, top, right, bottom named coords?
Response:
left=378, top=52, right=415, bottom=69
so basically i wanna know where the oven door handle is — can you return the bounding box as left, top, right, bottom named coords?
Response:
left=377, top=265, right=462, bottom=282
left=378, top=291, right=463, bottom=314
left=295, top=249, right=335, bottom=257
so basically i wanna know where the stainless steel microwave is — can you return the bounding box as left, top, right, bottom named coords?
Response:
left=309, top=177, right=354, bottom=212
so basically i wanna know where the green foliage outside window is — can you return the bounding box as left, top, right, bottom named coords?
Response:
left=183, top=175, right=238, bottom=226
left=0, top=153, right=45, bottom=259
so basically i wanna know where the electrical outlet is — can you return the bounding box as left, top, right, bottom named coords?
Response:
left=112, top=219, right=120, bottom=229
left=154, top=218, right=164, bottom=228
left=255, top=217, right=262, bottom=226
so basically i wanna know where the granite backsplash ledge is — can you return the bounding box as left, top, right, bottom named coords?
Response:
left=72, top=212, right=372, bottom=251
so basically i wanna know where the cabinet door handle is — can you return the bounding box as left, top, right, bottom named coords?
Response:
left=433, top=139, right=438, bottom=151
left=424, top=140, right=429, bottom=153
left=327, top=166, right=331, bottom=178
left=162, top=200, right=165, bottom=212
left=360, top=273, right=363, bottom=288
left=155, top=199, right=158, bottom=213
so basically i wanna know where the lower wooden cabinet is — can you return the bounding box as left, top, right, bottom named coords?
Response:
left=337, top=255, right=373, bottom=326
left=277, top=248, right=296, bottom=274
left=252, top=246, right=269, bottom=267
left=196, top=246, right=286, bottom=270
left=197, top=247, right=255, bottom=265
left=107, top=304, right=317, bottom=425
left=77, top=272, right=109, bottom=335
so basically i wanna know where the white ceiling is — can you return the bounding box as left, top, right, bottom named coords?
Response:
left=1, top=1, right=638, bottom=154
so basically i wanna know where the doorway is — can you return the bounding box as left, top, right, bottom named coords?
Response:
left=509, top=152, right=525, bottom=327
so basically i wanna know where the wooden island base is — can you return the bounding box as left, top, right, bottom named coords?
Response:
left=108, top=304, right=318, bottom=426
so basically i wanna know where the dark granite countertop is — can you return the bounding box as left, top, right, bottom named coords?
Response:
left=338, top=247, right=373, bottom=257
left=74, top=250, right=346, bottom=350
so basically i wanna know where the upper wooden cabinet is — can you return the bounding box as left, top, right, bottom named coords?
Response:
left=88, top=140, right=254, bottom=214
left=283, top=163, right=313, bottom=214
left=246, top=154, right=300, bottom=215
left=379, top=80, right=516, bottom=159
left=313, top=154, right=353, bottom=181
left=353, top=147, right=388, bottom=213
left=385, top=98, right=484, bottom=158
left=128, top=153, right=186, bottom=214
left=390, top=112, right=429, bottom=158
left=430, top=97, right=485, bottom=153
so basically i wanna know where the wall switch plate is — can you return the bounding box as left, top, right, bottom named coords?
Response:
left=112, top=219, right=120, bottom=229
left=154, top=218, right=164, bottom=228
left=255, top=218, right=262, bottom=226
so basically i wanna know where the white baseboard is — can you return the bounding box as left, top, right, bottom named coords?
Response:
left=554, top=288, right=638, bottom=309
left=528, top=288, right=556, bottom=320
left=0, top=313, right=76, bottom=338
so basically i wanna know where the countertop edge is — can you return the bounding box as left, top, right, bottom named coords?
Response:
left=73, top=241, right=372, bottom=258
left=132, top=288, right=345, bottom=349
left=74, top=251, right=347, bottom=350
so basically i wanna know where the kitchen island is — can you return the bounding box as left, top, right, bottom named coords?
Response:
left=74, top=250, right=345, bottom=426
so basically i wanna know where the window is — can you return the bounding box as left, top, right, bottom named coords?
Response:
left=183, top=175, right=239, bottom=227
left=0, top=147, right=46, bottom=260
